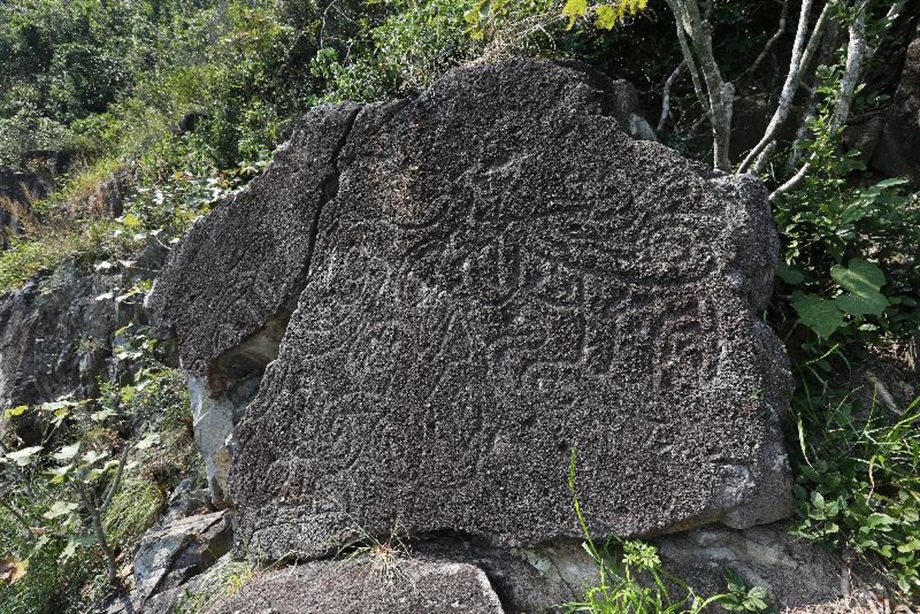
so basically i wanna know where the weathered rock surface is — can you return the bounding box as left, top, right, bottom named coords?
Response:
left=130, top=510, right=232, bottom=608
left=655, top=523, right=846, bottom=610
left=871, top=29, right=920, bottom=183
left=209, top=556, right=504, bottom=614
left=0, top=247, right=167, bottom=442
left=151, top=60, right=793, bottom=563
left=147, top=101, right=361, bottom=383
left=0, top=268, right=121, bottom=442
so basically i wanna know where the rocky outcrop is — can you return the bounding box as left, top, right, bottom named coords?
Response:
left=0, top=248, right=166, bottom=443
left=0, top=268, right=118, bottom=432
left=869, top=28, right=920, bottom=183
left=210, top=557, right=505, bottom=614
left=151, top=59, right=793, bottom=568
left=132, top=510, right=232, bottom=606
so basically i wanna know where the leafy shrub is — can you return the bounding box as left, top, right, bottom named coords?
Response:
left=792, top=377, right=920, bottom=596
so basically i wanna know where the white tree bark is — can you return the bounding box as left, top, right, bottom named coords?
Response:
left=771, top=1, right=870, bottom=201
left=737, top=0, right=817, bottom=174
left=665, top=0, right=734, bottom=170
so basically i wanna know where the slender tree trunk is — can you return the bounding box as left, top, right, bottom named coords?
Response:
left=665, top=0, right=734, bottom=170
left=772, top=1, right=869, bottom=201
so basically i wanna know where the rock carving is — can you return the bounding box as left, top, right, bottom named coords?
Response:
left=149, top=60, right=794, bottom=563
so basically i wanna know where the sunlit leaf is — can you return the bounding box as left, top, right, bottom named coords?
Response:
left=5, top=446, right=43, bottom=467
left=791, top=292, right=844, bottom=340
left=52, top=443, right=80, bottom=462
left=3, top=405, right=28, bottom=419
left=43, top=501, right=78, bottom=520
left=562, top=0, right=588, bottom=29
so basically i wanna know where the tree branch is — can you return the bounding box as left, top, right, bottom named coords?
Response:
left=737, top=0, right=816, bottom=173
left=772, top=1, right=870, bottom=201
left=668, top=0, right=734, bottom=170
left=657, top=62, right=685, bottom=134
left=743, top=0, right=789, bottom=82
left=76, top=482, right=119, bottom=586
left=100, top=441, right=130, bottom=516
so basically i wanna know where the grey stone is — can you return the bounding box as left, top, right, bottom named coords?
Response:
left=188, top=374, right=260, bottom=508
left=161, top=475, right=212, bottom=525
left=0, top=269, right=117, bottom=441
left=654, top=523, right=850, bottom=610
left=132, top=510, right=233, bottom=608
left=871, top=31, right=920, bottom=183
left=152, top=60, right=793, bottom=562
left=146, top=101, right=362, bottom=384
left=208, top=556, right=504, bottom=614
left=414, top=538, right=598, bottom=612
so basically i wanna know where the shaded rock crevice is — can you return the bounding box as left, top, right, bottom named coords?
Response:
left=149, top=102, right=362, bottom=506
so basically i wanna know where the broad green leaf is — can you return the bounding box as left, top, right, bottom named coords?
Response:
left=59, top=535, right=95, bottom=563
left=775, top=262, right=805, bottom=285
left=835, top=293, right=889, bottom=318
left=135, top=432, right=161, bottom=450
left=43, top=501, right=78, bottom=520
left=830, top=259, right=889, bottom=317
left=80, top=450, right=108, bottom=466
left=45, top=463, right=74, bottom=484
left=831, top=259, right=885, bottom=292
left=562, top=0, right=588, bottom=29
left=791, top=292, right=844, bottom=340
left=5, top=446, right=43, bottom=467
left=53, top=443, right=80, bottom=463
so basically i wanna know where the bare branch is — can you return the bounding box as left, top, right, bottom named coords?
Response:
left=797, top=2, right=833, bottom=80
left=770, top=160, right=811, bottom=201
left=667, top=0, right=734, bottom=170
left=737, top=0, right=816, bottom=173
left=657, top=62, right=685, bottom=134
left=743, top=0, right=790, bottom=81
left=665, top=0, right=708, bottom=114
left=100, top=441, right=131, bottom=516
left=829, top=1, right=868, bottom=134
left=773, top=1, right=870, bottom=201
left=76, top=482, right=119, bottom=586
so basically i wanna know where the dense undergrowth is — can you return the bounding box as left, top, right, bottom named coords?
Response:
left=0, top=0, right=918, bottom=612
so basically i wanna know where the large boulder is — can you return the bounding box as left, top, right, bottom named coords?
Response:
left=209, top=556, right=504, bottom=614
left=150, top=60, right=793, bottom=563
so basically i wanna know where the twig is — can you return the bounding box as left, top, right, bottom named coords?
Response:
left=76, top=482, right=119, bottom=586
left=737, top=0, right=817, bottom=173
left=100, top=441, right=131, bottom=515
left=667, top=0, right=734, bottom=170
left=743, top=0, right=790, bottom=81
left=772, top=1, right=870, bottom=201
left=657, top=62, right=685, bottom=134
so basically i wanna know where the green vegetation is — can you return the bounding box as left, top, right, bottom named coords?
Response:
left=0, top=0, right=918, bottom=611
left=566, top=447, right=773, bottom=613
left=0, top=325, right=197, bottom=611
left=172, top=557, right=256, bottom=614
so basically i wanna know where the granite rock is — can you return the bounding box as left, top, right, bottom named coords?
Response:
left=152, top=60, right=794, bottom=562
left=209, top=556, right=504, bottom=614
